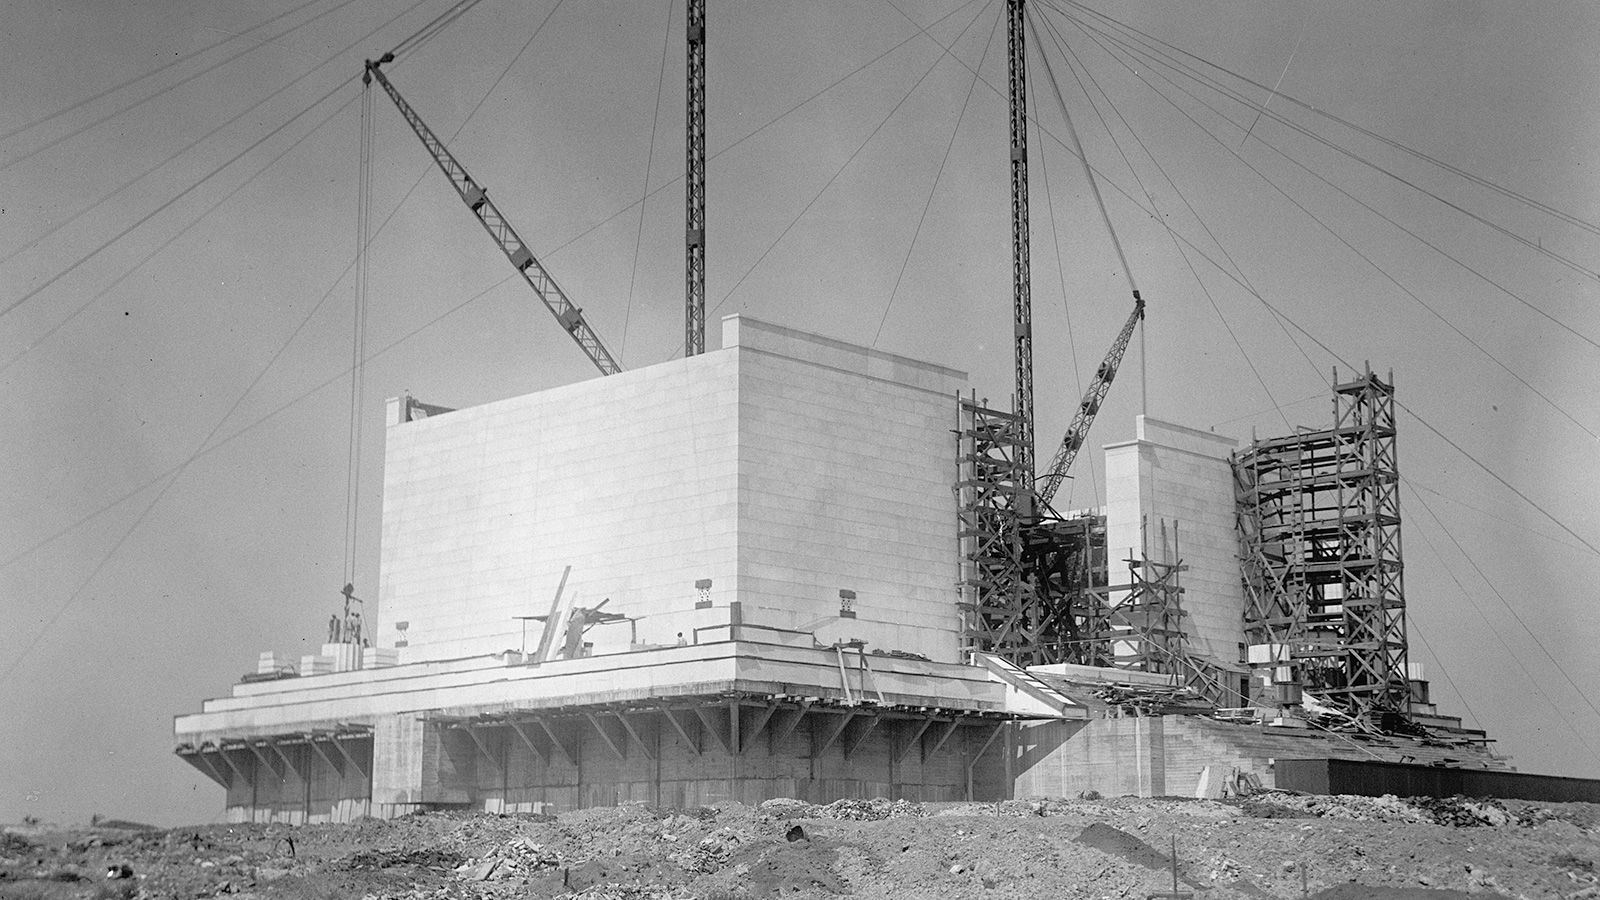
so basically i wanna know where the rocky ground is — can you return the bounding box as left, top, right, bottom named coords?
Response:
left=4, top=792, right=1599, bottom=900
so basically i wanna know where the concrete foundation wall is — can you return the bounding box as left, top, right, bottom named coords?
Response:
left=1103, top=417, right=1244, bottom=664
left=217, top=742, right=371, bottom=825
left=385, top=715, right=1006, bottom=816
left=1013, top=714, right=1503, bottom=799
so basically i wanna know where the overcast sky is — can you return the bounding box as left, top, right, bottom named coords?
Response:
left=2, top=0, right=1597, bottom=827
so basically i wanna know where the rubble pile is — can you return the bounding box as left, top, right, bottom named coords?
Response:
left=1243, top=791, right=1533, bottom=828
left=814, top=799, right=927, bottom=821
left=1, top=793, right=1596, bottom=899
left=1244, top=791, right=1434, bottom=824
left=1409, top=795, right=1516, bottom=827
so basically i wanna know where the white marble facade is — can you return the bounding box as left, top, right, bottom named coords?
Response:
left=377, top=316, right=968, bottom=664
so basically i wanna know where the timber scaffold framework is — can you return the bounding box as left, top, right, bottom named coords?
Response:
left=952, top=396, right=1214, bottom=696
left=1235, top=365, right=1411, bottom=725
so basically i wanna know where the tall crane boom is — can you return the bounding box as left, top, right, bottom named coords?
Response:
left=363, top=55, right=622, bottom=376
left=1036, top=292, right=1144, bottom=510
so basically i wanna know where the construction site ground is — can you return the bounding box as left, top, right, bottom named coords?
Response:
left=5, top=792, right=1599, bottom=900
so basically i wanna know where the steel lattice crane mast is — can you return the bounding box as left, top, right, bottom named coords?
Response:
left=1035, top=292, right=1144, bottom=511
left=1007, top=0, right=1035, bottom=489
left=684, top=0, right=707, bottom=356
left=363, top=55, right=622, bottom=376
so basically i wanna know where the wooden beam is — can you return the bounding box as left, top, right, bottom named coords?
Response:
left=970, top=722, right=1006, bottom=763
left=739, top=703, right=778, bottom=755
left=308, top=740, right=344, bottom=777
left=841, top=715, right=880, bottom=760
left=217, top=748, right=251, bottom=785
left=331, top=738, right=368, bottom=781
left=924, top=717, right=963, bottom=763
left=661, top=709, right=700, bottom=755
left=464, top=726, right=498, bottom=769
left=185, top=751, right=229, bottom=788
left=613, top=712, right=656, bottom=761
left=896, top=717, right=937, bottom=766
left=812, top=709, right=858, bottom=758
left=693, top=706, right=730, bottom=755
left=246, top=743, right=282, bottom=780
left=531, top=565, right=572, bottom=664
left=508, top=719, right=547, bottom=765
left=585, top=713, right=627, bottom=761
left=533, top=716, right=576, bottom=768
left=270, top=742, right=302, bottom=780
left=768, top=702, right=811, bottom=748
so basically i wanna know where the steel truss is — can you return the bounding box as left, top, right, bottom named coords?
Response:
left=1235, top=366, right=1410, bottom=722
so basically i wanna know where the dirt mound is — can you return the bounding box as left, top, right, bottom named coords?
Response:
left=1074, top=822, right=1170, bottom=871
left=1308, top=886, right=1497, bottom=900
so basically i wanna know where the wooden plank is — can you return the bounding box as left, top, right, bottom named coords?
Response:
left=585, top=713, right=627, bottom=761
left=507, top=719, right=547, bottom=765
left=896, top=718, right=937, bottom=766
left=924, top=718, right=962, bottom=763
left=217, top=748, right=251, bottom=784
left=841, top=715, right=880, bottom=760
left=309, top=740, right=344, bottom=777
left=464, top=726, right=498, bottom=768
left=740, top=703, right=778, bottom=755
left=332, top=738, right=368, bottom=780
left=531, top=565, right=572, bottom=664
left=970, top=722, right=1005, bottom=763
left=270, top=742, right=301, bottom=780
left=613, top=711, right=655, bottom=761
left=533, top=716, right=577, bottom=768
left=662, top=709, right=700, bottom=755
left=812, top=709, right=857, bottom=758
left=247, top=743, right=282, bottom=780
left=833, top=645, right=855, bottom=704
left=693, top=706, right=730, bottom=755
left=185, top=751, right=229, bottom=788
left=768, top=702, right=810, bottom=747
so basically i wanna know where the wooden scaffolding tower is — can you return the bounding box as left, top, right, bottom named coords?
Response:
left=1235, top=365, right=1411, bottom=723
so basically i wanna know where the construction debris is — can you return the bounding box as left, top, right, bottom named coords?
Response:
left=8, top=791, right=1597, bottom=900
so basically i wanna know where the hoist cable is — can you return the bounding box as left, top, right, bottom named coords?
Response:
left=624, top=0, right=676, bottom=362
left=1059, top=0, right=1600, bottom=241
left=663, top=0, right=993, bottom=361
left=345, top=83, right=375, bottom=588
left=0, top=0, right=422, bottom=271
left=0, top=76, right=361, bottom=375
left=872, top=1, right=1003, bottom=346
left=1026, top=7, right=1134, bottom=296
left=389, top=0, right=487, bottom=59
left=0, top=0, right=367, bottom=173
left=0, top=0, right=433, bottom=329
left=1051, top=5, right=1600, bottom=356
left=1034, top=107, right=1095, bottom=507
left=1037, top=13, right=1291, bottom=432
left=1407, top=487, right=1600, bottom=747
left=0, top=0, right=330, bottom=148
left=1051, top=2, right=1600, bottom=286
left=0, top=90, right=361, bottom=680
left=1049, top=6, right=1599, bottom=441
